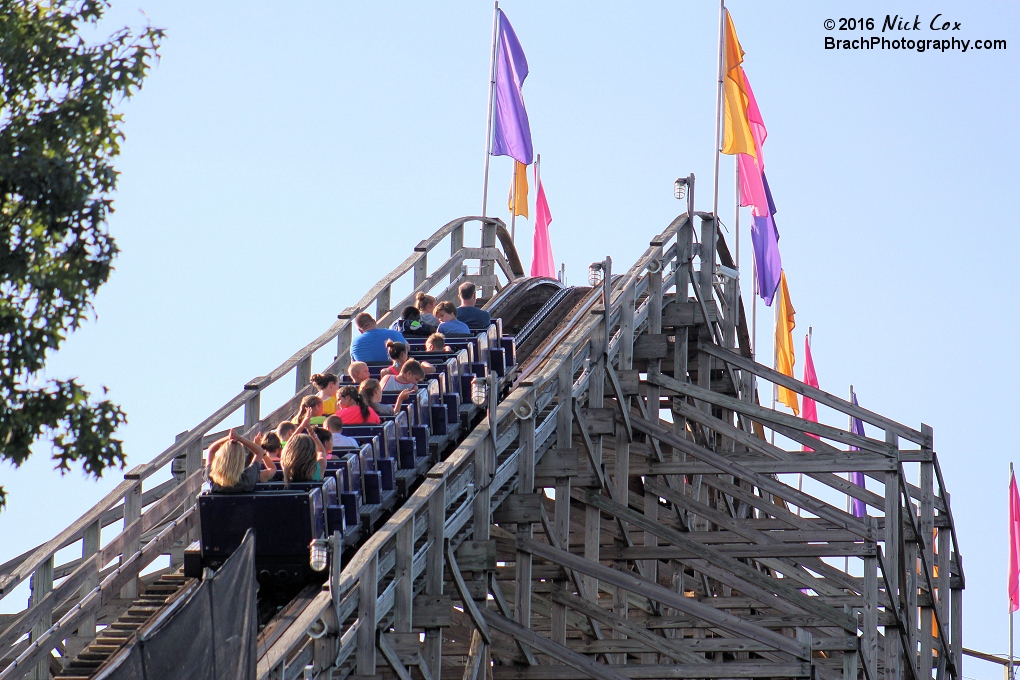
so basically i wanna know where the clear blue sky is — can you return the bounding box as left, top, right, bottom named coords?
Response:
left=1, top=1, right=1016, bottom=671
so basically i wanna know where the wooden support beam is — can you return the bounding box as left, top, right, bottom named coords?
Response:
left=649, top=371, right=893, bottom=455
left=581, top=490, right=857, bottom=632
left=669, top=399, right=887, bottom=516
left=516, top=536, right=810, bottom=659
left=424, top=480, right=446, bottom=679
left=490, top=663, right=813, bottom=679
left=489, top=573, right=538, bottom=666
left=629, top=406, right=874, bottom=541
left=446, top=539, right=491, bottom=645
left=630, top=454, right=897, bottom=476
left=549, top=589, right=706, bottom=665
left=481, top=607, right=628, bottom=680
left=378, top=627, right=413, bottom=680
left=698, top=341, right=926, bottom=445
left=357, top=553, right=378, bottom=676
left=461, top=630, right=486, bottom=680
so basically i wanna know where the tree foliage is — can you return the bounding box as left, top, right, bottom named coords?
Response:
left=0, top=0, right=163, bottom=508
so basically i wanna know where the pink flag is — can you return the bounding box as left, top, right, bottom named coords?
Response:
left=737, top=71, right=769, bottom=217
left=531, top=172, right=556, bottom=278
left=1010, top=470, right=1020, bottom=612
left=801, top=335, right=820, bottom=452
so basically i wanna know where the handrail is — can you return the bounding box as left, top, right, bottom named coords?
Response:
left=0, top=215, right=524, bottom=672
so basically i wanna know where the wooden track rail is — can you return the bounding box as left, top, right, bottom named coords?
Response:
left=252, top=208, right=964, bottom=680
left=0, top=216, right=523, bottom=680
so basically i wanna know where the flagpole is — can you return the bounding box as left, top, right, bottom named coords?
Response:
left=770, top=299, right=776, bottom=446
left=711, top=0, right=725, bottom=237
left=751, top=257, right=756, bottom=359
left=734, top=156, right=740, bottom=271
left=847, top=384, right=855, bottom=574
left=1012, top=460, right=1016, bottom=680
left=481, top=1, right=500, bottom=217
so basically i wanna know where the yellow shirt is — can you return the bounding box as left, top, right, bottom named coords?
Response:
left=321, top=396, right=337, bottom=415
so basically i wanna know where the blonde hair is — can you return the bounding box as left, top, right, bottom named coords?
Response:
left=209, top=441, right=246, bottom=488
left=425, top=333, right=445, bottom=352
left=281, top=434, right=318, bottom=486
left=348, top=361, right=369, bottom=382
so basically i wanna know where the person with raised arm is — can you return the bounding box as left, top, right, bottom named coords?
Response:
left=206, top=428, right=276, bottom=493
left=280, top=413, right=328, bottom=484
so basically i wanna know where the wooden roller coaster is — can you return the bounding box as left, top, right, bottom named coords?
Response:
left=0, top=189, right=964, bottom=680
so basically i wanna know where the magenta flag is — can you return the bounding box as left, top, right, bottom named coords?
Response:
left=802, top=335, right=820, bottom=452
left=491, top=10, right=533, bottom=165
left=531, top=174, right=555, bottom=277
left=738, top=71, right=769, bottom=215
left=1010, top=471, right=1020, bottom=611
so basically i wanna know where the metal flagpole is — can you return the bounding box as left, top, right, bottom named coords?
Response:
left=1012, top=461, right=1016, bottom=680
left=770, top=299, right=776, bottom=446
left=481, top=1, right=500, bottom=217
left=751, top=257, right=756, bottom=359
left=711, top=0, right=725, bottom=237
left=847, top=384, right=855, bottom=574
left=734, top=155, right=740, bottom=271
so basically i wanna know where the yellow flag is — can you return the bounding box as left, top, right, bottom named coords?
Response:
left=721, top=10, right=756, bottom=158
left=774, top=271, right=799, bottom=415
left=507, top=161, right=529, bottom=219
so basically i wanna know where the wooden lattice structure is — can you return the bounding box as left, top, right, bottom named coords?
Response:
left=0, top=208, right=964, bottom=680
left=253, top=211, right=963, bottom=680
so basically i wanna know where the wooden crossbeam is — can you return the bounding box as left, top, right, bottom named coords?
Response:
left=648, top=372, right=893, bottom=455
left=670, top=400, right=887, bottom=513
left=490, top=662, right=814, bottom=679
left=600, top=543, right=875, bottom=560
left=516, top=536, right=809, bottom=659
left=481, top=607, right=628, bottom=680
left=628, top=408, right=874, bottom=540
left=630, top=454, right=897, bottom=476
left=697, top=341, right=926, bottom=445
left=581, top=490, right=857, bottom=631
left=548, top=589, right=707, bottom=665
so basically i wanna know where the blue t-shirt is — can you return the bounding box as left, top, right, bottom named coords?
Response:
left=457, top=306, right=491, bottom=330
left=437, top=319, right=471, bottom=336
left=351, top=328, right=406, bottom=362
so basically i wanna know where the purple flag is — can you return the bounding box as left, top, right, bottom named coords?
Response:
left=848, top=392, right=867, bottom=518
left=491, top=10, right=533, bottom=165
left=751, top=176, right=781, bottom=305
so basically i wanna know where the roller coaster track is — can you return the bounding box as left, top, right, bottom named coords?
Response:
left=1, top=204, right=967, bottom=680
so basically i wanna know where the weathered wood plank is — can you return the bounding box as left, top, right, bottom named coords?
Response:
left=481, top=607, right=628, bottom=680
left=490, top=663, right=813, bottom=679
left=516, top=536, right=809, bottom=658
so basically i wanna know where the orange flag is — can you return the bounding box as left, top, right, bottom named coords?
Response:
left=721, top=10, right=756, bottom=159
left=774, top=271, right=799, bottom=415
left=507, top=161, right=529, bottom=219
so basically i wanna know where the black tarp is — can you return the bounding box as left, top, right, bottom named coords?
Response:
left=98, top=530, right=257, bottom=680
